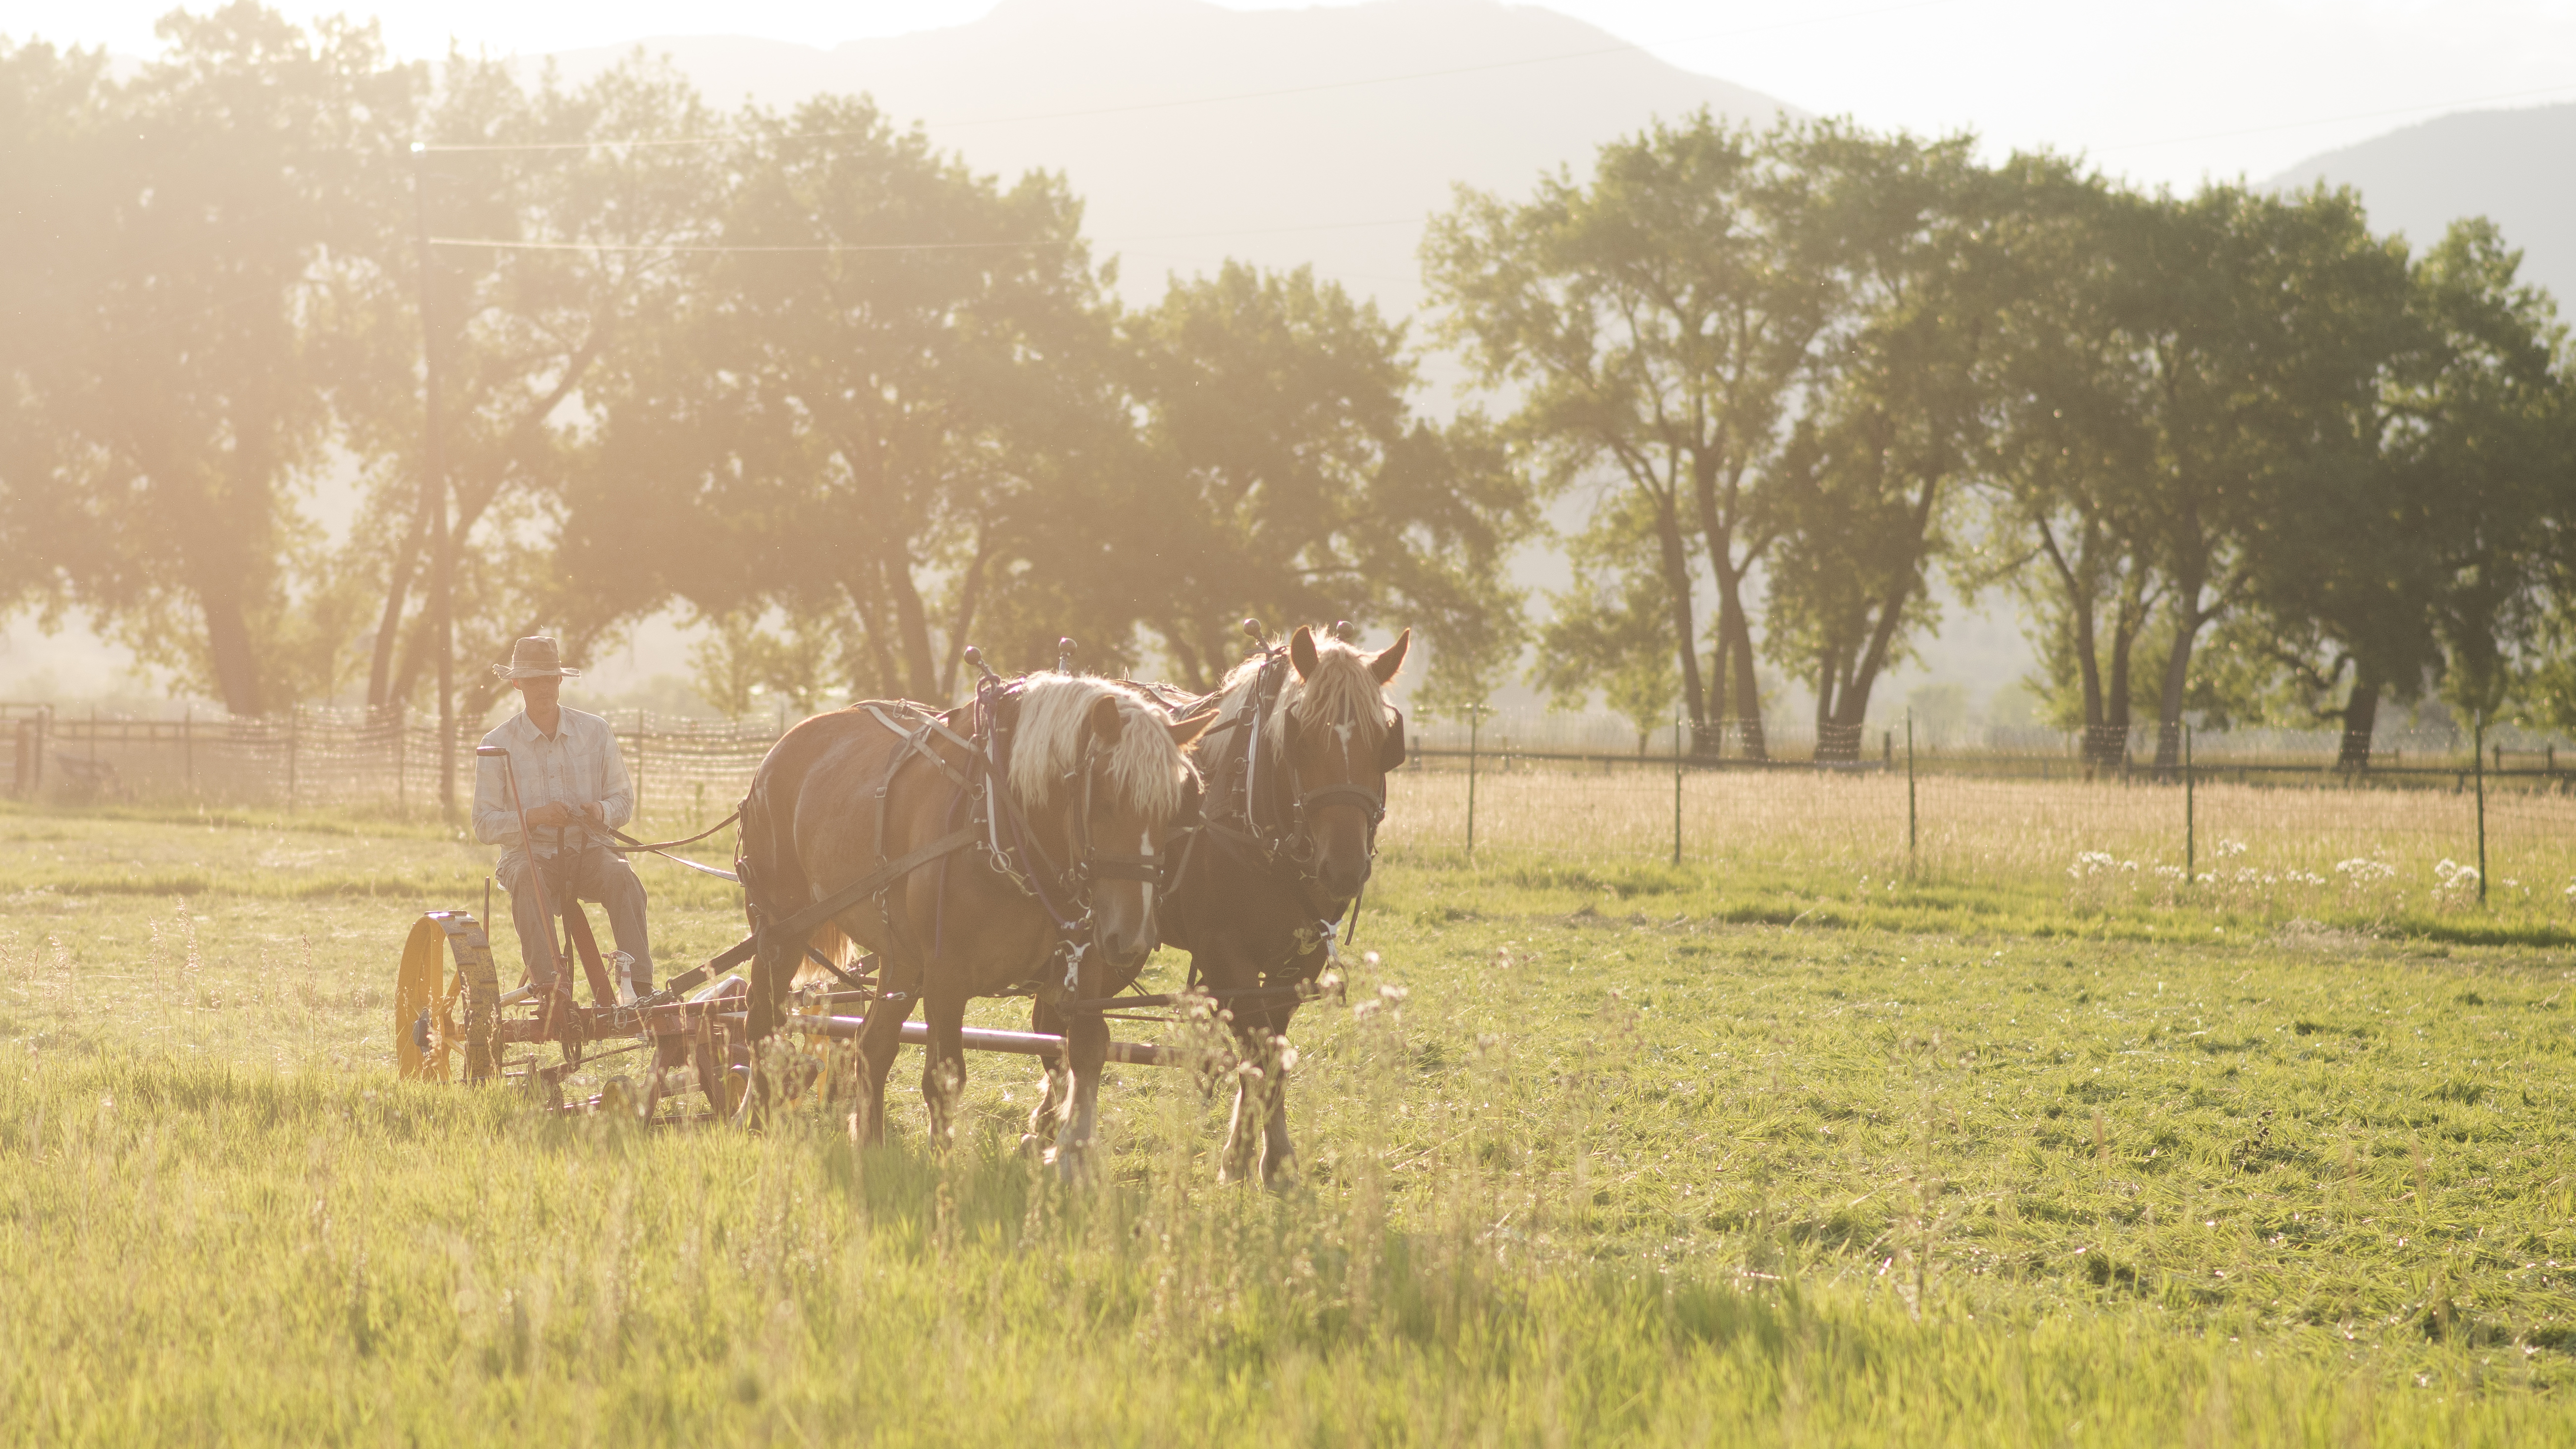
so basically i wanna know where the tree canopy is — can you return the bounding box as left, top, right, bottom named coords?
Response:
left=6, top=10, right=2573, bottom=764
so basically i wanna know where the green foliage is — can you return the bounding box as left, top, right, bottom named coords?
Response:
left=1759, top=128, right=1995, bottom=746
left=1122, top=263, right=1533, bottom=691
left=1532, top=503, right=1680, bottom=749
left=0, top=9, right=420, bottom=713
left=1427, top=112, right=1837, bottom=749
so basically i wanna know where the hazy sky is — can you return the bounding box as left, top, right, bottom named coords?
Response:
left=21, top=0, right=2576, bottom=187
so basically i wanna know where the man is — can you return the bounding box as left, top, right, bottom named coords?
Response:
left=473, top=635, right=654, bottom=997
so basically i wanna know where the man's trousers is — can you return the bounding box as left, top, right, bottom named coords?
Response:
left=496, top=846, right=654, bottom=992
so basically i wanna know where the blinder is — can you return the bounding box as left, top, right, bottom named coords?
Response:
left=1379, top=708, right=1407, bottom=771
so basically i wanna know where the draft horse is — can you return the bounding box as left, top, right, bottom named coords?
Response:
left=737, top=671, right=1214, bottom=1157
left=1033, top=623, right=1409, bottom=1185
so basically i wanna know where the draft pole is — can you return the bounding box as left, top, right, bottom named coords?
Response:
left=413, top=142, right=456, bottom=821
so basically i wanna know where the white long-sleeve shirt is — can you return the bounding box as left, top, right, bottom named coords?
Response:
left=473, top=707, right=634, bottom=860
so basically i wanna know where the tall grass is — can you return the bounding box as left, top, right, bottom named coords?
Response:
left=7, top=808, right=2576, bottom=1442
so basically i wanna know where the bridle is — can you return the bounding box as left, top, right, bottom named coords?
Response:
left=970, top=671, right=1194, bottom=944
left=1232, top=648, right=1405, bottom=892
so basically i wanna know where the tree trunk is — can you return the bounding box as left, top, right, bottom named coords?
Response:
left=2336, top=661, right=2383, bottom=770
left=196, top=576, right=263, bottom=717
left=1648, top=497, right=1708, bottom=750
left=1693, top=453, right=1766, bottom=759
left=1822, top=479, right=1939, bottom=760
left=843, top=567, right=901, bottom=700
left=939, top=532, right=993, bottom=702
left=2035, top=515, right=2121, bottom=768
left=1722, top=592, right=1764, bottom=759
left=881, top=530, right=939, bottom=700
left=2153, top=589, right=2208, bottom=773
left=366, top=495, right=429, bottom=711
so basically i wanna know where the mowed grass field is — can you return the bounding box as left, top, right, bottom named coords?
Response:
left=4, top=794, right=2576, bottom=1445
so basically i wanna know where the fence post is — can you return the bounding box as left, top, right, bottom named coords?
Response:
left=397, top=707, right=408, bottom=814
left=634, top=707, right=647, bottom=819
left=1906, top=710, right=1917, bottom=861
left=1465, top=706, right=1481, bottom=857
left=183, top=707, right=195, bottom=793
left=285, top=706, right=298, bottom=814
left=2475, top=714, right=2488, bottom=904
left=1671, top=706, right=1684, bottom=868
left=2183, top=723, right=2195, bottom=884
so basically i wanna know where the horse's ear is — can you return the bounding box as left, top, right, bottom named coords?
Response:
left=1167, top=706, right=1219, bottom=753
left=1088, top=694, right=1126, bottom=746
left=1289, top=624, right=1319, bottom=681
left=1368, top=628, right=1411, bottom=685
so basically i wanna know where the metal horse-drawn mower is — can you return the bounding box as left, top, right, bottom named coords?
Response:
left=393, top=719, right=1194, bottom=1124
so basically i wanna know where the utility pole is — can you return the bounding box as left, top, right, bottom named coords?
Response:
left=413, top=143, right=456, bottom=820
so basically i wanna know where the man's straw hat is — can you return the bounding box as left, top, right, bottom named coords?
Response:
left=491, top=635, right=582, bottom=681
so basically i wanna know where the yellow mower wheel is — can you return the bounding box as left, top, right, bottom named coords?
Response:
left=396, top=916, right=452, bottom=1082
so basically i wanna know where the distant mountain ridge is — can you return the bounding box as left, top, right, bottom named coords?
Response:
left=542, top=0, right=1793, bottom=322
left=2272, top=103, right=2576, bottom=312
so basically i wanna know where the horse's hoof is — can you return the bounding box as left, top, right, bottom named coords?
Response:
left=1017, top=1133, right=1049, bottom=1158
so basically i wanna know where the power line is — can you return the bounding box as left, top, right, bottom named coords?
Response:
left=419, top=0, right=1959, bottom=156
left=2098, top=79, right=2576, bottom=153
left=427, top=216, right=1427, bottom=255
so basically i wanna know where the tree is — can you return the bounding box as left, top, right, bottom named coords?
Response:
left=1760, top=127, right=1996, bottom=759
left=571, top=94, right=1112, bottom=699
left=1973, top=158, right=2164, bottom=764
left=1530, top=499, right=1678, bottom=752
left=1427, top=113, right=1838, bottom=756
left=0, top=7, right=418, bottom=714
left=1980, top=170, right=2410, bottom=769
left=2124, top=183, right=2405, bottom=769
left=329, top=52, right=730, bottom=731
left=1121, top=262, right=1532, bottom=692
left=2395, top=222, right=2575, bottom=735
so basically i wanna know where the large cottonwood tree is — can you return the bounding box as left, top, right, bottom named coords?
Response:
left=1427, top=112, right=1838, bottom=755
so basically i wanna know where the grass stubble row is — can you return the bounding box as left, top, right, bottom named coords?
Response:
left=2, top=796, right=2575, bottom=1444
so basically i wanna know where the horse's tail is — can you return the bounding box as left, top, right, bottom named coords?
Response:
left=792, top=922, right=863, bottom=987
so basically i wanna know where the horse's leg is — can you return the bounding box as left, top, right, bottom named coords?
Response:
left=1025, top=996, right=1071, bottom=1149
left=1056, top=998, right=1109, bottom=1181
left=737, top=928, right=798, bottom=1129
left=919, top=984, right=969, bottom=1150
left=849, top=960, right=920, bottom=1146
left=1257, top=1000, right=1305, bottom=1188
left=1198, top=941, right=1267, bottom=1186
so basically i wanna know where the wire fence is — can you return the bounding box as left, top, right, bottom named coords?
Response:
left=9, top=700, right=2571, bottom=912
left=1, top=705, right=777, bottom=820
left=1393, top=710, right=2576, bottom=915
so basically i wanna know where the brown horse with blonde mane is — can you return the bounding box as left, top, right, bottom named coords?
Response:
left=737, top=671, right=1213, bottom=1157
left=1032, top=622, right=1408, bottom=1185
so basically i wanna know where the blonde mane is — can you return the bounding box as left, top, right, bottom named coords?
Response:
left=1007, top=673, right=1192, bottom=823
left=1223, top=634, right=1395, bottom=761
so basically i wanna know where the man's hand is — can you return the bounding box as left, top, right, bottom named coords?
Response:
left=526, top=801, right=576, bottom=829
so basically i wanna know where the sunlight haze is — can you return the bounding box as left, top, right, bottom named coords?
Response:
left=27, top=0, right=2576, bottom=189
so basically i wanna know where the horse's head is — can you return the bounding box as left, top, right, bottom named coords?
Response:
left=1276, top=624, right=1410, bottom=908
left=1010, top=676, right=1216, bottom=975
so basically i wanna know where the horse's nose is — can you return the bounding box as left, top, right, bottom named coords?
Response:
left=1102, top=919, right=1154, bottom=970
left=1320, top=851, right=1370, bottom=902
